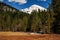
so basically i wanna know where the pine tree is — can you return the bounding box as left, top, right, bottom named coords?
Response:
left=52, top=0, right=60, bottom=34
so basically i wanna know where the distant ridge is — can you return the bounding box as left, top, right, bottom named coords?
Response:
left=0, top=2, right=19, bottom=12
left=0, top=2, right=47, bottom=14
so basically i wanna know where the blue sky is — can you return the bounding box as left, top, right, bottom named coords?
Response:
left=0, top=0, right=51, bottom=10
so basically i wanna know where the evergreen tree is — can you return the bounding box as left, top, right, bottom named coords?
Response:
left=52, top=0, right=60, bottom=34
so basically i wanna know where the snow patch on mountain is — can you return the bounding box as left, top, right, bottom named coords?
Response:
left=20, top=4, right=47, bottom=14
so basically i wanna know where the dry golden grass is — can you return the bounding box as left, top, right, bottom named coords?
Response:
left=0, top=32, right=60, bottom=40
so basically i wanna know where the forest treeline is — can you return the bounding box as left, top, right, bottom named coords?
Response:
left=0, top=8, right=55, bottom=34
left=52, top=0, right=60, bottom=34
left=0, top=0, right=60, bottom=34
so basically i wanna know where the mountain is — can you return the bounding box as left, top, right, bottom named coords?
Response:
left=0, top=2, right=19, bottom=12
left=0, top=1, right=47, bottom=14
left=20, top=4, right=47, bottom=14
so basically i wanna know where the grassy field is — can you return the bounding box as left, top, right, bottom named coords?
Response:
left=0, top=32, right=60, bottom=40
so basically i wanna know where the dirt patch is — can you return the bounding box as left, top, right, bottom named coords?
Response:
left=0, top=32, right=60, bottom=40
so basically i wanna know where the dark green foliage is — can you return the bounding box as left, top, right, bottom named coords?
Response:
left=0, top=1, right=56, bottom=34
left=52, top=0, right=60, bottom=34
left=52, top=0, right=60, bottom=13
left=0, top=9, right=55, bottom=34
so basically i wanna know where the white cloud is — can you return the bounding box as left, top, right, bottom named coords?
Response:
left=0, top=0, right=3, bottom=2
left=37, top=0, right=46, bottom=1
left=41, top=0, right=46, bottom=1
left=8, top=0, right=27, bottom=4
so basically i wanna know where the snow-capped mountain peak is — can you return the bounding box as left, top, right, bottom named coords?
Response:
left=20, top=4, right=47, bottom=14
